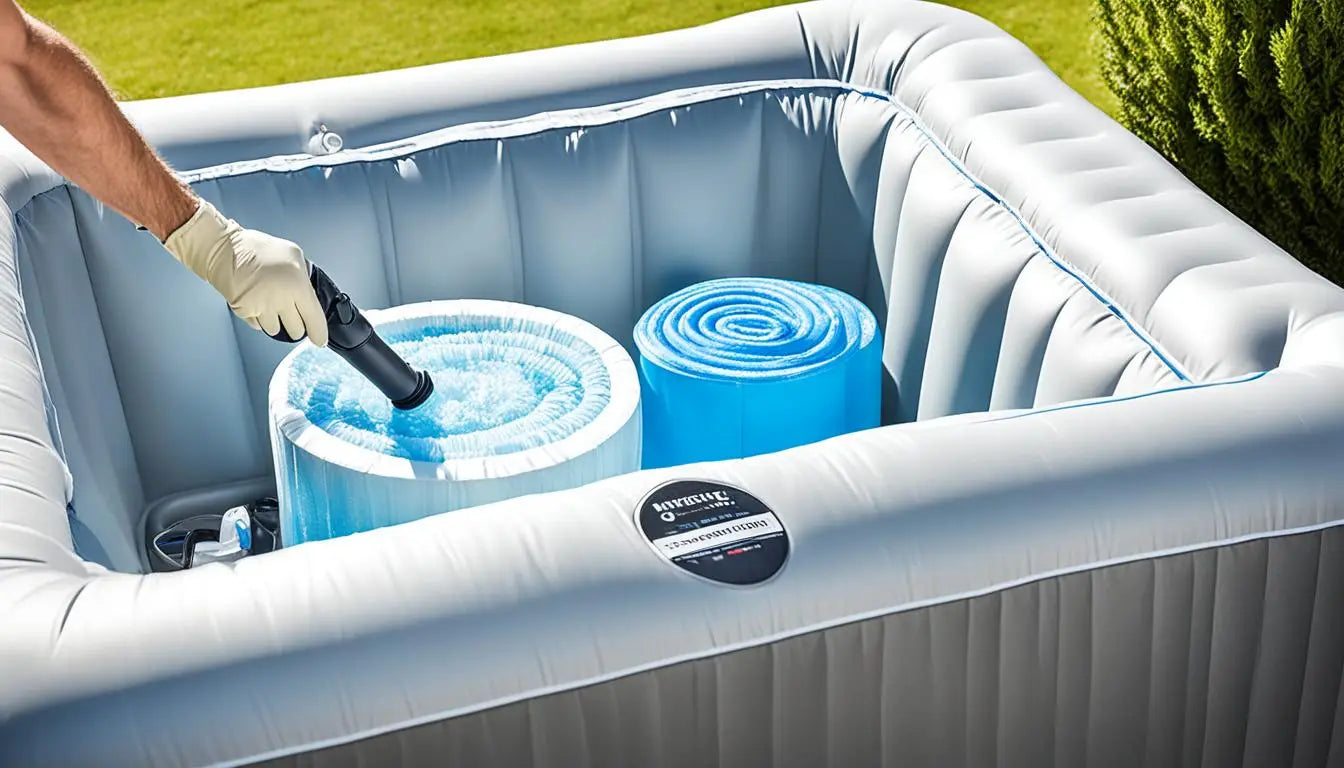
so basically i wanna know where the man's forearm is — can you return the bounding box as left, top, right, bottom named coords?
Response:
left=0, top=12, right=197, bottom=240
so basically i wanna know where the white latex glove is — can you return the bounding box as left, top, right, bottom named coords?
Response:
left=163, top=199, right=329, bottom=347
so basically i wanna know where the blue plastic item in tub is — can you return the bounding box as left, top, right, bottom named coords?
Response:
left=633, top=277, right=881, bottom=468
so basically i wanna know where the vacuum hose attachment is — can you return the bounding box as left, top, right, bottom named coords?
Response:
left=269, top=264, right=434, bottom=410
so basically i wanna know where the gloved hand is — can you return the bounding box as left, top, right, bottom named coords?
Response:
left=163, top=199, right=329, bottom=347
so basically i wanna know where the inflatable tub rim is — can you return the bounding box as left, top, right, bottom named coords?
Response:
left=269, top=298, right=641, bottom=483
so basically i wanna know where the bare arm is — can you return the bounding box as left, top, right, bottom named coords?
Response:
left=0, top=0, right=327, bottom=344
left=0, top=0, right=197, bottom=240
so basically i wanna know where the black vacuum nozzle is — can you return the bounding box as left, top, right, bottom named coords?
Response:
left=269, top=264, right=434, bottom=410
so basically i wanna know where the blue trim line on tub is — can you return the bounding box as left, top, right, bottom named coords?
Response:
left=171, top=78, right=1189, bottom=382
left=990, top=370, right=1268, bottom=422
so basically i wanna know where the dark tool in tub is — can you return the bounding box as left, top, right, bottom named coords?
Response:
left=269, top=264, right=434, bottom=410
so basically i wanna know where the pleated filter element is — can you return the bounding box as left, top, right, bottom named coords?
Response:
left=270, top=300, right=641, bottom=545
left=634, top=277, right=881, bottom=468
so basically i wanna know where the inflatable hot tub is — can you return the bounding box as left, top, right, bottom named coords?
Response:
left=4, top=1, right=1344, bottom=765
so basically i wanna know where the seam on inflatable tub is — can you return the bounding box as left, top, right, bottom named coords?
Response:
left=841, top=85, right=1193, bottom=383
left=370, top=164, right=405, bottom=307
left=218, top=515, right=1344, bottom=767
left=57, top=189, right=146, bottom=489
left=8, top=212, right=73, bottom=502
left=794, top=9, right=819, bottom=81
left=989, top=370, right=1268, bottom=421
left=169, top=77, right=1189, bottom=384
left=625, top=124, right=646, bottom=324
left=503, top=144, right=529, bottom=305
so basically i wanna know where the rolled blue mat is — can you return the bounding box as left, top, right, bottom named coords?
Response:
left=634, top=277, right=881, bottom=469
left=270, top=300, right=641, bottom=545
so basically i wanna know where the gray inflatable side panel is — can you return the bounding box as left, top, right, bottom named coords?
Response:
left=244, top=527, right=1344, bottom=768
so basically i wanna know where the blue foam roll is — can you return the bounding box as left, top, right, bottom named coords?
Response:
left=270, top=300, right=641, bottom=545
left=634, top=277, right=881, bottom=468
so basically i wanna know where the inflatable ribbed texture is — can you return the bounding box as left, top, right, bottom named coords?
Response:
left=270, top=300, right=641, bottom=545
left=634, top=277, right=881, bottom=468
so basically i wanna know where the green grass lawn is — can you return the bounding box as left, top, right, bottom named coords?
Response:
left=25, top=0, right=1114, bottom=114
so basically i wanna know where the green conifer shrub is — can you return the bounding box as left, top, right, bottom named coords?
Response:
left=1095, top=0, right=1344, bottom=284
